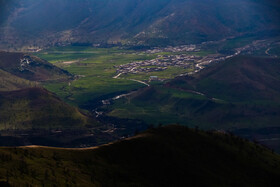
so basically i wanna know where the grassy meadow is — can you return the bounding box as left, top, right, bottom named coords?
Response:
left=35, top=46, right=206, bottom=108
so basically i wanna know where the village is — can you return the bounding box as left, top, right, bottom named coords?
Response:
left=114, top=39, right=274, bottom=77
left=115, top=52, right=234, bottom=76
left=145, top=44, right=201, bottom=54
left=115, top=54, right=198, bottom=75
left=19, top=56, right=33, bottom=71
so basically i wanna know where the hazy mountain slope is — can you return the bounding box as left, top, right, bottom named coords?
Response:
left=0, top=0, right=279, bottom=49
left=0, top=52, right=72, bottom=81
left=0, top=126, right=279, bottom=186
left=133, top=0, right=280, bottom=45
left=0, top=0, right=20, bottom=25
left=0, top=87, right=89, bottom=130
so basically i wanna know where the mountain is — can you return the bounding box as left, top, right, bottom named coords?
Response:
left=0, top=52, right=72, bottom=82
left=0, top=0, right=279, bottom=49
left=110, top=56, right=280, bottom=126
left=170, top=56, right=280, bottom=102
left=0, top=86, right=137, bottom=148
left=108, top=56, right=280, bottom=152
left=0, top=125, right=279, bottom=186
left=0, top=52, right=85, bottom=130
left=0, top=52, right=94, bottom=138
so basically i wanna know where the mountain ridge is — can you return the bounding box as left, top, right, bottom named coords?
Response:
left=0, top=0, right=279, bottom=49
left=0, top=125, right=279, bottom=186
left=169, top=56, right=280, bottom=102
left=0, top=51, right=72, bottom=82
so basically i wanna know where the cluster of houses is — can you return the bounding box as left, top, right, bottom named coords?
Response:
left=115, top=54, right=202, bottom=75
left=115, top=39, right=272, bottom=79
left=19, top=56, right=33, bottom=71
left=145, top=44, right=200, bottom=54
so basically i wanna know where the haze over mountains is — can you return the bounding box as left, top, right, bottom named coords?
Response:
left=0, top=0, right=280, bottom=50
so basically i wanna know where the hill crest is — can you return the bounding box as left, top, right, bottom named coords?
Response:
left=0, top=125, right=279, bottom=186
left=0, top=0, right=279, bottom=49
left=0, top=51, right=72, bottom=82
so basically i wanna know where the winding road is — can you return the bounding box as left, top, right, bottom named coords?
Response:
left=113, top=73, right=150, bottom=87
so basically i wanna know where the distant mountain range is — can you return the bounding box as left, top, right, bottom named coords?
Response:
left=0, top=0, right=280, bottom=50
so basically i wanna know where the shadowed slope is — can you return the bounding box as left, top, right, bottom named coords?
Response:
left=0, top=126, right=279, bottom=186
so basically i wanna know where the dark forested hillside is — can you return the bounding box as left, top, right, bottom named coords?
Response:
left=0, top=126, right=279, bottom=186
left=0, top=0, right=279, bottom=49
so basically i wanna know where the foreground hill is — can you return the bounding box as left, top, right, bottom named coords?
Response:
left=0, top=87, right=130, bottom=148
left=0, top=125, right=279, bottom=186
left=0, top=87, right=88, bottom=130
left=0, top=52, right=71, bottom=82
left=0, top=0, right=279, bottom=49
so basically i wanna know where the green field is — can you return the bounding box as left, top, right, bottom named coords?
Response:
left=36, top=47, right=150, bottom=107
left=36, top=37, right=273, bottom=109
left=35, top=46, right=207, bottom=108
left=106, top=86, right=209, bottom=126
left=106, top=56, right=280, bottom=130
left=106, top=84, right=280, bottom=132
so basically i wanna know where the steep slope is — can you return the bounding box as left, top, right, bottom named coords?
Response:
left=0, top=126, right=279, bottom=186
left=0, top=87, right=88, bottom=130
left=0, top=69, right=36, bottom=91
left=0, top=52, right=72, bottom=82
left=0, top=0, right=279, bottom=49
